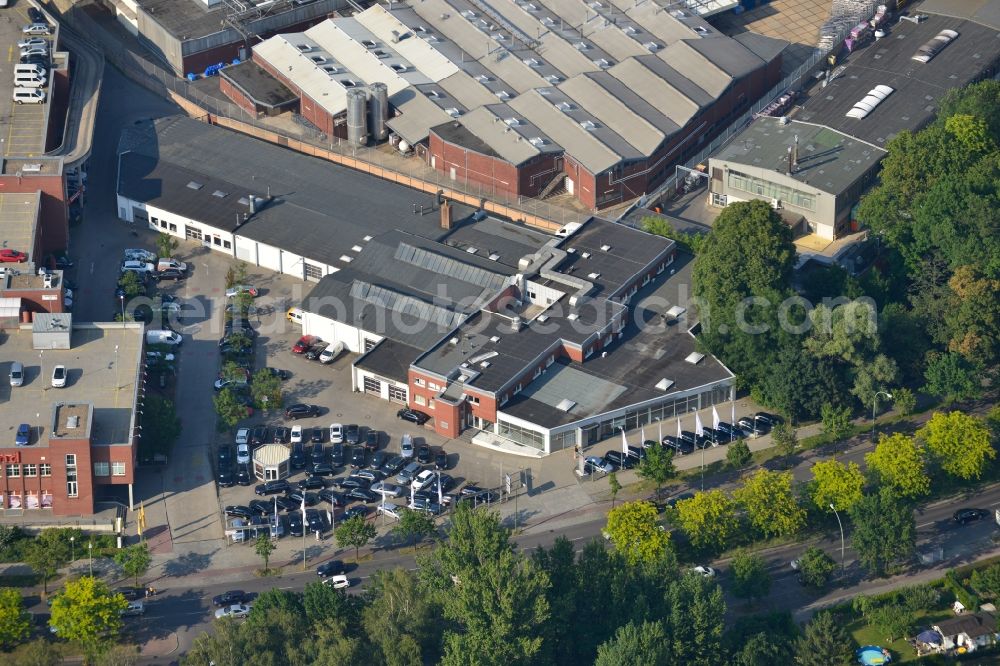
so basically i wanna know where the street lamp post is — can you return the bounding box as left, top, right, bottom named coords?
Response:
left=118, top=295, right=126, bottom=327
left=830, top=503, right=845, bottom=571
left=872, top=391, right=893, bottom=443
left=88, top=542, right=93, bottom=577
left=69, top=536, right=75, bottom=567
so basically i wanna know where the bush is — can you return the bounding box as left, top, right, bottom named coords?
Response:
left=969, top=564, right=1000, bottom=600
left=899, top=584, right=940, bottom=612
left=945, top=570, right=979, bottom=612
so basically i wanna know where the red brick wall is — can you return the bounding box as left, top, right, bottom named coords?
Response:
left=219, top=77, right=259, bottom=116
left=254, top=55, right=336, bottom=135
left=90, top=446, right=136, bottom=485
left=0, top=439, right=93, bottom=516
left=3, top=289, right=64, bottom=315
left=428, top=131, right=561, bottom=199
left=433, top=401, right=461, bottom=438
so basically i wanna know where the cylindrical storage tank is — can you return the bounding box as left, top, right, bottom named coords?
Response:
left=346, top=88, right=369, bottom=147
left=368, top=82, right=389, bottom=142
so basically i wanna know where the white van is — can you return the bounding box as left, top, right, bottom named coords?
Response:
left=14, top=72, right=46, bottom=88
left=15, top=64, right=47, bottom=77
left=156, top=258, right=187, bottom=273
left=146, top=329, right=183, bottom=346
left=12, top=88, right=45, bottom=104
left=319, top=342, right=344, bottom=364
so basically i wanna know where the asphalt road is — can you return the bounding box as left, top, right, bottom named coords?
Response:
left=116, top=483, right=1000, bottom=661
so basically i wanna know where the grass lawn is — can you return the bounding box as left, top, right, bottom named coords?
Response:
left=847, top=608, right=954, bottom=663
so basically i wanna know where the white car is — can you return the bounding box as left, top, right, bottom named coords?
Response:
left=291, top=426, right=303, bottom=444
left=236, top=443, right=250, bottom=465
left=692, top=565, right=716, bottom=578
left=20, top=46, right=47, bottom=57
left=324, top=575, right=350, bottom=589
left=18, top=38, right=47, bottom=49
left=376, top=503, right=403, bottom=520
left=22, top=23, right=51, bottom=35
left=235, top=428, right=250, bottom=445
left=330, top=423, right=344, bottom=444
left=214, top=603, right=252, bottom=619
left=51, top=365, right=67, bottom=388
left=411, top=469, right=436, bottom=492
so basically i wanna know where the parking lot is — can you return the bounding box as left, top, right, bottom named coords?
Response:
left=2, top=3, right=56, bottom=157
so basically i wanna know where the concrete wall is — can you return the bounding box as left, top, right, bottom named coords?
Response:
left=119, top=199, right=237, bottom=251
left=301, top=311, right=383, bottom=354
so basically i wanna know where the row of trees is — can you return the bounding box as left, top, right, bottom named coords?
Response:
left=654, top=411, right=993, bottom=575
left=186, top=502, right=859, bottom=666
left=648, top=81, right=1000, bottom=422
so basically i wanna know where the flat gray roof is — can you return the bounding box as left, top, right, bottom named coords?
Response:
left=920, top=0, right=1000, bottom=32
left=354, top=338, right=423, bottom=383
left=712, top=117, right=886, bottom=195
left=794, top=14, right=1000, bottom=147
left=0, top=324, right=143, bottom=448
left=135, top=0, right=338, bottom=42
left=219, top=61, right=298, bottom=109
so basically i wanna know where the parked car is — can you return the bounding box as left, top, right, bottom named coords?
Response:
left=234, top=428, right=250, bottom=446
left=311, top=427, right=328, bottom=444
left=249, top=500, right=273, bottom=516
left=15, top=423, right=30, bottom=446
left=310, top=462, right=336, bottom=477
left=584, top=456, right=613, bottom=474
left=324, top=575, right=350, bottom=590
left=224, top=505, right=253, bottom=520
left=334, top=476, right=369, bottom=490
left=416, top=445, right=433, bottom=464
left=381, top=454, right=406, bottom=476
left=287, top=513, right=304, bottom=537
left=236, top=444, right=250, bottom=465
left=0, top=248, right=28, bottom=263
left=376, top=503, right=403, bottom=520
left=737, top=417, right=764, bottom=437
left=603, top=450, right=635, bottom=470
left=351, top=469, right=383, bottom=483
left=408, top=497, right=444, bottom=515
left=400, top=434, right=414, bottom=459
left=329, top=423, right=344, bottom=444
left=346, top=487, right=378, bottom=503
left=692, top=565, right=716, bottom=578
left=371, top=482, right=405, bottom=498
left=9, top=361, right=24, bottom=387
left=319, top=488, right=346, bottom=506
left=350, top=447, right=366, bottom=468
left=364, top=429, right=379, bottom=451
left=217, top=462, right=235, bottom=488
left=28, top=7, right=47, bottom=23
left=17, top=38, right=47, bottom=50
left=343, top=505, right=368, bottom=521
left=330, top=443, right=346, bottom=467
left=291, top=426, right=304, bottom=444
left=292, top=335, right=322, bottom=354
left=397, top=407, right=430, bottom=425
left=298, top=476, right=326, bottom=491
left=22, top=23, right=51, bottom=35
left=411, top=469, right=437, bottom=492
left=215, top=603, right=252, bottom=619
left=274, top=496, right=300, bottom=512
left=716, top=422, right=745, bottom=440
left=396, top=461, right=422, bottom=485
left=156, top=268, right=186, bottom=281
left=225, top=285, right=258, bottom=298
left=319, top=342, right=344, bottom=364
left=954, top=508, right=990, bottom=525
left=434, top=449, right=449, bottom=470
left=51, top=365, right=67, bottom=388
left=254, top=479, right=290, bottom=496
left=263, top=367, right=291, bottom=380
left=371, top=450, right=389, bottom=470
left=344, top=424, right=361, bottom=445
left=286, top=491, right=319, bottom=507
left=285, top=404, right=320, bottom=420
left=212, top=591, right=249, bottom=607
left=254, top=425, right=272, bottom=446
left=272, top=427, right=291, bottom=443
left=304, top=344, right=327, bottom=361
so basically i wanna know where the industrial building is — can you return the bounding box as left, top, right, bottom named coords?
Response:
left=104, top=0, right=344, bottom=76
left=0, top=318, right=144, bottom=517
left=709, top=3, right=1000, bottom=239
left=116, top=115, right=735, bottom=456
left=233, top=1, right=786, bottom=210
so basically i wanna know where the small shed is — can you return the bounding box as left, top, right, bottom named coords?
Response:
left=0, top=297, right=20, bottom=329
left=32, top=312, right=72, bottom=349
left=253, top=443, right=290, bottom=481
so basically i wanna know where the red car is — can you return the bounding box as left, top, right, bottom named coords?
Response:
left=292, top=335, right=322, bottom=354
left=0, top=249, right=27, bottom=263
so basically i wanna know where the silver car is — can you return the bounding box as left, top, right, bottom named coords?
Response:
left=9, top=362, right=24, bottom=387
left=371, top=482, right=405, bottom=498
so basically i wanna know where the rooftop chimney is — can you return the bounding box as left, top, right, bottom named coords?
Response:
left=440, top=199, right=453, bottom=230
left=248, top=195, right=256, bottom=214
left=786, top=146, right=793, bottom=175
left=792, top=135, right=799, bottom=171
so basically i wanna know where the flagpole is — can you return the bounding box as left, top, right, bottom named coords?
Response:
left=301, top=496, right=307, bottom=571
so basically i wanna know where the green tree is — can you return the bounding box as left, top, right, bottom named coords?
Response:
left=222, top=330, right=253, bottom=353
left=335, top=515, right=377, bottom=562
left=869, top=603, right=914, bottom=643
left=923, top=351, right=983, bottom=403
left=0, top=588, right=31, bottom=648
left=850, top=490, right=916, bottom=576
left=755, top=347, right=849, bottom=422
left=604, top=501, right=671, bottom=567
left=641, top=217, right=705, bottom=254
left=663, top=573, right=726, bottom=666
left=220, top=360, right=248, bottom=384
left=183, top=614, right=248, bottom=666
left=810, top=459, right=865, bottom=513
left=117, top=270, right=144, bottom=299
left=804, top=301, right=879, bottom=366
left=393, top=508, right=436, bottom=552
left=48, top=577, right=127, bottom=657
left=796, top=547, right=837, bottom=589
left=251, top=367, right=283, bottom=412
left=363, top=568, right=442, bottom=666
left=772, top=423, right=798, bottom=458
left=213, top=387, right=248, bottom=429
left=794, top=610, right=856, bottom=666
left=419, top=504, right=550, bottom=666
left=11, top=639, right=63, bottom=666
left=23, top=532, right=70, bottom=595
left=155, top=232, right=178, bottom=260
left=594, top=620, right=670, bottom=666
left=225, top=261, right=249, bottom=289
left=733, top=469, right=805, bottom=539
left=893, top=387, right=917, bottom=415
left=637, top=444, right=675, bottom=500
left=865, top=433, right=930, bottom=498
left=820, top=403, right=853, bottom=442
left=302, top=580, right=352, bottom=624
left=726, top=439, right=752, bottom=470
left=673, top=490, right=739, bottom=553
left=730, top=551, right=771, bottom=603
left=138, top=394, right=180, bottom=461
left=255, top=534, right=276, bottom=572
left=918, top=411, right=996, bottom=480
left=851, top=354, right=899, bottom=409
left=96, top=645, right=140, bottom=666
left=733, top=632, right=793, bottom=666
left=607, top=472, right=622, bottom=508
left=691, top=200, right=796, bottom=392
left=113, top=542, right=151, bottom=588
left=970, top=563, right=1000, bottom=600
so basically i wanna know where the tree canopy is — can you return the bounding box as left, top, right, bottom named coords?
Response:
left=917, top=411, right=996, bottom=480
left=849, top=490, right=916, bottom=577
left=604, top=501, right=672, bottom=567
left=48, top=577, right=127, bottom=656
left=809, top=459, right=865, bottom=513
left=673, top=490, right=740, bottom=553
left=865, top=433, right=930, bottom=498
left=733, top=469, right=805, bottom=538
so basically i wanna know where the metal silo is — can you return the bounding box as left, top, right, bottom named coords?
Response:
left=346, top=88, right=369, bottom=147
left=368, top=82, right=389, bottom=142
